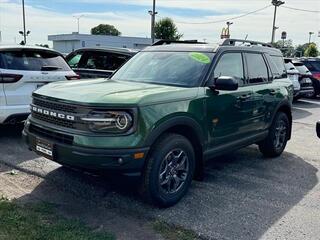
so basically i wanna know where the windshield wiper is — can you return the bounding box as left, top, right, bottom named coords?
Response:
left=41, top=66, right=62, bottom=71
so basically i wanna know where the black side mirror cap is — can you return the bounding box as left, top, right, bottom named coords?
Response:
left=212, top=76, right=239, bottom=91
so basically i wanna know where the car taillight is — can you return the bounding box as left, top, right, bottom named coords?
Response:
left=313, top=73, right=320, bottom=80
left=65, top=75, right=80, bottom=80
left=0, top=73, right=23, bottom=83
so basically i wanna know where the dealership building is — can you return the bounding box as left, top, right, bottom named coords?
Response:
left=48, top=33, right=153, bottom=54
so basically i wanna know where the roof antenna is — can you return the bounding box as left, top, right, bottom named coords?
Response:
left=244, top=34, right=248, bottom=40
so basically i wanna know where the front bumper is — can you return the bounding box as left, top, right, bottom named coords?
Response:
left=23, top=123, right=149, bottom=174
left=317, top=121, right=320, bottom=138
left=298, top=87, right=314, bottom=97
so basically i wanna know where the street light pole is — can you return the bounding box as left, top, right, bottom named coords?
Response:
left=149, top=0, right=157, bottom=43
left=73, top=15, right=84, bottom=34
left=226, top=21, right=233, bottom=38
left=271, top=0, right=285, bottom=44
left=22, top=0, right=27, bottom=44
left=309, top=32, right=314, bottom=44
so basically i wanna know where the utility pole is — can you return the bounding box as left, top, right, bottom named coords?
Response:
left=271, top=0, right=285, bottom=44
left=309, top=32, right=314, bottom=44
left=73, top=15, right=84, bottom=34
left=22, top=0, right=27, bottom=44
left=148, top=0, right=158, bottom=43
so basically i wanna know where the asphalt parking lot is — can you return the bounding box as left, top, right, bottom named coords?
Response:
left=0, top=99, right=319, bottom=240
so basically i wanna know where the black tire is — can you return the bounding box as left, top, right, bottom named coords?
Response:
left=259, top=112, right=290, bottom=158
left=139, top=133, right=195, bottom=207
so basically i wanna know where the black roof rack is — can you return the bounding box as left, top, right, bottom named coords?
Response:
left=221, top=39, right=273, bottom=48
left=152, top=39, right=206, bottom=46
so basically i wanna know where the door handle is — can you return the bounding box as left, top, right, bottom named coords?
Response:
left=237, top=94, right=251, bottom=101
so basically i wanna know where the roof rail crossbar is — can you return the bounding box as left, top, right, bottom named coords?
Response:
left=221, top=39, right=273, bottom=48
left=152, top=39, right=206, bottom=46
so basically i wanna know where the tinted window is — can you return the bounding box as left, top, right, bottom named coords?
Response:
left=112, top=51, right=213, bottom=87
left=80, top=51, right=129, bottom=71
left=285, top=62, right=296, bottom=71
left=213, top=53, right=244, bottom=85
left=0, top=50, right=71, bottom=71
left=246, top=53, right=269, bottom=84
left=67, top=52, right=83, bottom=68
left=293, top=63, right=311, bottom=75
left=270, top=56, right=287, bottom=79
left=303, top=61, right=320, bottom=72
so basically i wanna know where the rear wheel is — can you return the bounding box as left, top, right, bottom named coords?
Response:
left=259, top=112, right=290, bottom=158
left=139, top=133, right=195, bottom=207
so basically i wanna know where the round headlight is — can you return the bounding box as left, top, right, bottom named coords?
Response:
left=116, top=113, right=130, bottom=130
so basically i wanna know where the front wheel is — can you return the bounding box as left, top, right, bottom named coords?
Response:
left=259, top=112, right=290, bottom=158
left=139, top=133, right=195, bottom=207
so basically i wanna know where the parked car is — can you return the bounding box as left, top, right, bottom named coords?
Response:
left=299, top=58, right=320, bottom=97
left=289, top=60, right=314, bottom=99
left=65, top=47, right=138, bottom=79
left=23, top=39, right=293, bottom=207
left=284, top=59, right=300, bottom=98
left=300, top=58, right=320, bottom=80
left=0, top=45, right=78, bottom=124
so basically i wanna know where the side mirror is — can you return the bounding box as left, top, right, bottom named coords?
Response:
left=212, top=76, right=239, bottom=91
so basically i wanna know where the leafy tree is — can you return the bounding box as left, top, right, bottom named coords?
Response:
left=154, top=18, right=183, bottom=41
left=295, top=43, right=309, bottom=57
left=272, top=40, right=294, bottom=57
left=91, top=24, right=121, bottom=36
left=304, top=43, right=319, bottom=57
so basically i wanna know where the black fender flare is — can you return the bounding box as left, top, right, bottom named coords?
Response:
left=144, top=116, right=206, bottom=147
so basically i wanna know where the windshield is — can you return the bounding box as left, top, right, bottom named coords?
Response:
left=111, top=51, right=214, bottom=87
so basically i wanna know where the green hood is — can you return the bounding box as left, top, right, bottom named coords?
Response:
left=34, top=79, right=199, bottom=106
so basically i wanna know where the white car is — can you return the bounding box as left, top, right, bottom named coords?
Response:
left=0, top=45, right=79, bottom=124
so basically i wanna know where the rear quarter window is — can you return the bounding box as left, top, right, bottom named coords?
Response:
left=269, top=55, right=287, bottom=79
left=0, top=50, right=72, bottom=71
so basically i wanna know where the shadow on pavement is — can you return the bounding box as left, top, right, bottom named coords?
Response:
left=15, top=146, right=318, bottom=240
left=0, top=124, right=37, bottom=167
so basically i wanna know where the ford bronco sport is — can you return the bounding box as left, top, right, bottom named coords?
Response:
left=23, top=39, right=293, bottom=207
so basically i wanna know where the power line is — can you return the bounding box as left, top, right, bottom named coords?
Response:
left=172, top=5, right=272, bottom=25
left=281, top=5, right=320, bottom=13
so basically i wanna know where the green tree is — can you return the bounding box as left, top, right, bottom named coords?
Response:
left=91, top=24, right=121, bottom=36
left=272, top=40, right=294, bottom=57
left=154, top=18, right=183, bottom=41
left=304, top=43, right=319, bottom=57
left=295, top=43, right=309, bottom=57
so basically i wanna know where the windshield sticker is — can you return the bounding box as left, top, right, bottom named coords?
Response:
left=189, top=52, right=211, bottom=64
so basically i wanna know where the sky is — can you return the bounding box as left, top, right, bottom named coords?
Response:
left=0, top=0, right=319, bottom=47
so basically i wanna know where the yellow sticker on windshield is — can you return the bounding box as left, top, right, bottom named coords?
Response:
left=189, top=52, right=211, bottom=64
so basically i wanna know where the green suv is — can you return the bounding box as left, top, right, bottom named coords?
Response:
left=23, top=39, right=293, bottom=207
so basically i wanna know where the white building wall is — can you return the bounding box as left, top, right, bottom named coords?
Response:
left=48, top=34, right=152, bottom=54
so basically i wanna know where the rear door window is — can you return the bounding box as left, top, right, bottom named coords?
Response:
left=246, top=53, right=269, bottom=84
left=0, top=50, right=71, bottom=71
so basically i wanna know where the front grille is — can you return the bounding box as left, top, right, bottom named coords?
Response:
left=33, top=98, right=77, bottom=113
left=32, top=112, right=75, bottom=129
left=29, top=124, right=74, bottom=145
